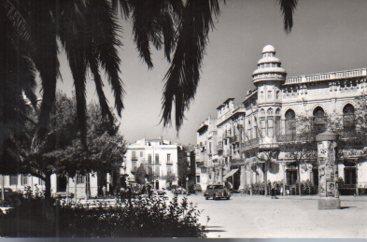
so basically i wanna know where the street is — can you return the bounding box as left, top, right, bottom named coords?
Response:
left=185, top=193, right=367, bottom=238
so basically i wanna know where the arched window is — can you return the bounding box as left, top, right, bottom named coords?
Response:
left=260, top=108, right=265, bottom=116
left=275, top=108, right=281, bottom=115
left=260, top=117, right=266, bottom=137
left=267, top=108, right=274, bottom=137
left=285, top=109, right=296, bottom=139
left=343, top=104, right=355, bottom=131
left=275, top=108, right=281, bottom=136
left=313, top=106, right=326, bottom=134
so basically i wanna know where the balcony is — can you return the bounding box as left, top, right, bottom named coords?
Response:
left=243, top=138, right=259, bottom=148
left=131, top=157, right=138, bottom=161
left=217, top=142, right=224, bottom=153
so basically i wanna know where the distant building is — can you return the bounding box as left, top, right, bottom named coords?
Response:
left=196, top=45, right=367, bottom=195
left=124, top=138, right=185, bottom=189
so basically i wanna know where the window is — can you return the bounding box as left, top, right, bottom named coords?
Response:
left=209, top=142, right=212, bottom=153
left=131, top=151, right=137, bottom=161
left=167, top=165, right=172, bottom=175
left=260, top=118, right=266, bottom=137
left=285, top=109, right=296, bottom=139
left=140, top=151, right=144, bottom=157
left=21, top=175, right=28, bottom=185
left=196, top=176, right=200, bottom=183
left=10, top=175, right=18, bottom=186
left=267, top=117, right=274, bottom=138
left=155, top=154, right=160, bottom=164
left=253, top=117, right=258, bottom=138
left=267, top=90, right=272, bottom=100
left=260, top=91, right=264, bottom=100
left=167, top=154, right=171, bottom=163
left=343, top=104, right=355, bottom=131
left=76, top=174, right=85, bottom=184
left=313, top=107, right=326, bottom=134
left=39, top=178, right=45, bottom=186
left=276, top=90, right=280, bottom=99
left=260, top=108, right=265, bottom=116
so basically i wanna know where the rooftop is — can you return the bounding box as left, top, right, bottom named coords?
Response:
left=285, top=67, right=367, bottom=85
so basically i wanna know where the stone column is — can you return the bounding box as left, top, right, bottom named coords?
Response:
left=316, top=131, right=340, bottom=209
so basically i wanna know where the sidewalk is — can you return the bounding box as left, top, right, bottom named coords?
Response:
left=234, top=193, right=367, bottom=201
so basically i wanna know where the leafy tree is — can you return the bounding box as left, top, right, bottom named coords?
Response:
left=278, top=116, right=317, bottom=195
left=134, top=163, right=147, bottom=185
left=0, top=93, right=126, bottom=198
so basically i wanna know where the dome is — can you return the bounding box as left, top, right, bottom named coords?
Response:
left=262, top=44, right=275, bottom=53
left=252, top=44, right=286, bottom=84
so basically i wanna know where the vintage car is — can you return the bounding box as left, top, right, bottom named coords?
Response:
left=204, top=184, right=231, bottom=200
left=172, top=187, right=188, bottom=195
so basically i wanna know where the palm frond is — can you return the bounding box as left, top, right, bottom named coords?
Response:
left=112, top=0, right=131, bottom=18
left=88, top=49, right=114, bottom=124
left=277, top=0, right=297, bottom=33
left=87, top=0, right=124, bottom=116
left=1, top=0, right=32, bottom=45
left=161, top=0, right=220, bottom=130
left=130, top=0, right=157, bottom=68
left=28, top=0, right=59, bottom=142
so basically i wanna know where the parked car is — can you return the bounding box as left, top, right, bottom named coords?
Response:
left=173, top=187, right=188, bottom=195
left=194, top=184, right=202, bottom=192
left=204, top=184, right=231, bottom=200
left=0, top=188, right=19, bottom=200
left=156, top=189, right=166, bottom=196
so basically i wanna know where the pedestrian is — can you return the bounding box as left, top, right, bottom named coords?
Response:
left=102, top=185, right=107, bottom=198
left=127, top=186, right=132, bottom=206
left=271, top=183, right=278, bottom=199
left=147, top=184, right=152, bottom=198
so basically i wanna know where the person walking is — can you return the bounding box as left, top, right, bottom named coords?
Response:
left=102, top=185, right=107, bottom=198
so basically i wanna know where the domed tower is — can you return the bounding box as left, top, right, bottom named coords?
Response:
left=253, top=45, right=286, bottom=142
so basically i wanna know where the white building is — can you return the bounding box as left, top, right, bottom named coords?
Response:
left=124, top=138, right=181, bottom=189
left=196, top=45, right=367, bottom=195
left=0, top=173, right=100, bottom=199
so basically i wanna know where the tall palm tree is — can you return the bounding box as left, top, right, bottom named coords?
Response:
left=0, top=0, right=298, bottom=153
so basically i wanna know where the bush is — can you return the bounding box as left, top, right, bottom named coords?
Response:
left=0, top=195, right=205, bottom=237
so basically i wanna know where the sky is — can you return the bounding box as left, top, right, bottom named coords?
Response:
left=55, top=0, right=367, bottom=145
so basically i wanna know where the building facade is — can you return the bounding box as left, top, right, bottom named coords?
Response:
left=0, top=173, right=101, bottom=199
left=124, top=138, right=183, bottom=189
left=196, top=45, right=367, bottom=194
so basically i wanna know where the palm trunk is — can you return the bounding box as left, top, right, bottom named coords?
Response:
left=45, top=173, right=51, bottom=199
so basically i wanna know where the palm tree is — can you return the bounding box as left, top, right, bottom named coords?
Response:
left=0, top=0, right=298, bottom=154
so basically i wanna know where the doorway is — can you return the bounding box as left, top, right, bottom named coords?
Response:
left=57, top=175, right=67, bottom=192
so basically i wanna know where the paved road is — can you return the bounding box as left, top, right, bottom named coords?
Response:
left=184, top=193, right=367, bottom=238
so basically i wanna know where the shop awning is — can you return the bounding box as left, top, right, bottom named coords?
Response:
left=223, top=168, right=239, bottom=180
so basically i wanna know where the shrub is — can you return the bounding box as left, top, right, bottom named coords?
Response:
left=0, top=195, right=205, bottom=237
